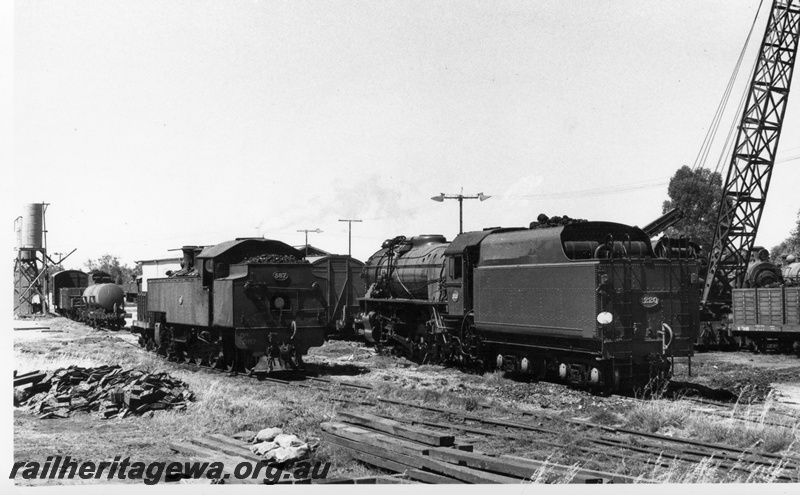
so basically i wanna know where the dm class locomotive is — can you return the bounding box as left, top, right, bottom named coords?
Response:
left=355, top=220, right=700, bottom=393
left=49, top=269, right=128, bottom=329
left=130, top=238, right=363, bottom=373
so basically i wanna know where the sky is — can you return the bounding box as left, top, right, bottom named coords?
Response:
left=8, top=0, right=800, bottom=270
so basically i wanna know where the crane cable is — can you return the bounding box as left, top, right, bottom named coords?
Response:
left=684, top=0, right=765, bottom=202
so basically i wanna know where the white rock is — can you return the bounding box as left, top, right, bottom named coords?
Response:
left=274, top=433, right=303, bottom=448
left=252, top=427, right=283, bottom=443
left=262, top=445, right=309, bottom=464
left=250, top=441, right=278, bottom=456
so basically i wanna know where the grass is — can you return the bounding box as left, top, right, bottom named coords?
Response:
left=624, top=397, right=799, bottom=454
left=14, top=317, right=800, bottom=484
left=626, top=400, right=689, bottom=433
left=13, top=318, right=371, bottom=480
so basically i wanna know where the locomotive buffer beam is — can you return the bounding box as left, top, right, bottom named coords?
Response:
left=358, top=297, right=447, bottom=307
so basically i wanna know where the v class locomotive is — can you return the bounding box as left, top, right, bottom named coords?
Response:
left=355, top=221, right=699, bottom=393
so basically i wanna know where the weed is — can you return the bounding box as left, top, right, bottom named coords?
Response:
left=625, top=400, right=687, bottom=433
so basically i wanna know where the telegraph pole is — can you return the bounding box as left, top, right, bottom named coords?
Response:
left=338, top=219, right=362, bottom=257
left=296, top=228, right=322, bottom=256
left=430, top=192, right=491, bottom=234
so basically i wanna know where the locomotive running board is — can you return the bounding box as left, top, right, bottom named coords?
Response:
left=358, top=297, right=447, bottom=306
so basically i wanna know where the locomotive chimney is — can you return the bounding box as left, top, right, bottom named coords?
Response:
left=181, top=246, right=199, bottom=270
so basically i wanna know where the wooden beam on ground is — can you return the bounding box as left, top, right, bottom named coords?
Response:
left=406, top=469, right=465, bottom=484
left=204, top=434, right=262, bottom=456
left=168, top=442, right=259, bottom=484
left=189, top=436, right=261, bottom=463
left=338, top=411, right=455, bottom=446
left=321, top=421, right=431, bottom=457
left=320, top=431, right=425, bottom=470
left=502, top=454, right=641, bottom=484
left=314, top=474, right=416, bottom=484
left=14, top=372, right=46, bottom=388
left=345, top=446, right=417, bottom=474
left=419, top=457, right=522, bottom=484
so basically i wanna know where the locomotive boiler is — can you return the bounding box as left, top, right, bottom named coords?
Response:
left=356, top=221, right=700, bottom=393
left=744, top=248, right=783, bottom=288
left=782, top=255, right=800, bottom=286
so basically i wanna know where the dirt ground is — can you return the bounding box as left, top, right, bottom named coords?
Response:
left=671, top=351, right=800, bottom=405
left=11, top=316, right=800, bottom=485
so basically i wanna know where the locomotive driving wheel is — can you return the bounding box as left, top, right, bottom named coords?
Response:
left=183, top=349, right=199, bottom=366
left=207, top=349, right=224, bottom=369
left=242, top=353, right=257, bottom=376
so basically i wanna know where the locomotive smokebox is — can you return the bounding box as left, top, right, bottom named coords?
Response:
left=363, top=234, right=449, bottom=300
left=83, top=283, right=125, bottom=311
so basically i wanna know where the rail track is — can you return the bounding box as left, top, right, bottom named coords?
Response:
left=102, top=327, right=800, bottom=482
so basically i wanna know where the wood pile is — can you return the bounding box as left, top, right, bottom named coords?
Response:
left=169, top=432, right=269, bottom=484
left=323, top=411, right=638, bottom=484
left=169, top=431, right=413, bottom=484
left=15, top=365, right=194, bottom=419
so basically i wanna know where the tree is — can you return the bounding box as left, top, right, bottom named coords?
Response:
left=85, top=254, right=141, bottom=285
left=661, top=165, right=723, bottom=254
left=772, top=209, right=800, bottom=262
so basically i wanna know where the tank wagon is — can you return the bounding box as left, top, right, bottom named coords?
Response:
left=356, top=221, right=700, bottom=393
left=131, top=238, right=327, bottom=373
left=49, top=269, right=127, bottom=329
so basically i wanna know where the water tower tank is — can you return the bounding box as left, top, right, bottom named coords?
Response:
left=18, top=204, right=44, bottom=260
left=21, top=203, right=43, bottom=248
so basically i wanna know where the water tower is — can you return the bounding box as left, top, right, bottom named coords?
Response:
left=13, top=203, right=49, bottom=317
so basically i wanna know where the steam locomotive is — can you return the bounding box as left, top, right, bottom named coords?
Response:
left=130, top=238, right=363, bottom=373
left=49, top=269, right=128, bottom=329
left=354, top=220, right=700, bottom=393
left=782, top=255, right=800, bottom=286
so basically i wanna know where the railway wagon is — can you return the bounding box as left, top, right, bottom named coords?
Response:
left=132, top=238, right=327, bottom=372
left=49, top=269, right=127, bottom=328
left=310, top=255, right=366, bottom=337
left=731, top=286, right=800, bottom=354
left=49, top=269, right=89, bottom=316
left=357, top=221, right=699, bottom=393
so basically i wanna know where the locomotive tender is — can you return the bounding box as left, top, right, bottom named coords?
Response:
left=356, top=221, right=699, bottom=393
left=131, top=238, right=328, bottom=372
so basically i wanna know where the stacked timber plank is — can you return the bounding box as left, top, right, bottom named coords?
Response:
left=169, top=431, right=413, bottom=484
left=324, top=411, right=637, bottom=484
left=15, top=365, right=194, bottom=419
left=169, top=432, right=268, bottom=484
